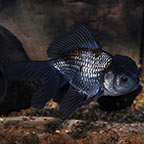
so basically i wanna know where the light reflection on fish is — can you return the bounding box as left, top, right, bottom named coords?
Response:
left=5, top=23, right=140, bottom=118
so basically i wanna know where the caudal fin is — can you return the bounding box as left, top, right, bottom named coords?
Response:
left=0, top=64, right=7, bottom=100
left=0, top=25, right=29, bottom=67
left=0, top=25, right=30, bottom=113
left=5, top=60, right=66, bottom=109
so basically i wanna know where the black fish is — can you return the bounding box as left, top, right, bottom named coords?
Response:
left=0, top=25, right=32, bottom=113
left=47, top=23, right=140, bottom=117
left=5, top=23, right=140, bottom=117
left=5, top=60, right=67, bottom=109
left=0, top=25, right=30, bottom=99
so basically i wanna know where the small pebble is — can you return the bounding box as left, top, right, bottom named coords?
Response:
left=0, top=118, right=3, bottom=122
left=55, top=130, right=60, bottom=133
left=99, top=130, right=105, bottom=134
left=77, top=128, right=81, bottom=132
left=92, top=131, right=98, bottom=135
left=113, top=129, right=118, bottom=133
left=29, top=116, right=35, bottom=120
left=65, top=130, right=69, bottom=133
left=116, top=126, right=121, bottom=129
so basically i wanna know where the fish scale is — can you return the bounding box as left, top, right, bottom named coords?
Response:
left=53, top=49, right=112, bottom=95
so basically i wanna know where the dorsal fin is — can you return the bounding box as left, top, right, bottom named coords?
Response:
left=47, top=22, right=100, bottom=58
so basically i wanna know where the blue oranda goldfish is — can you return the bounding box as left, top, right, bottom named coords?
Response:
left=5, top=23, right=140, bottom=118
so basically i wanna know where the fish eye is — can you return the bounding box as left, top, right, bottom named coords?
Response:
left=121, top=77, right=128, bottom=82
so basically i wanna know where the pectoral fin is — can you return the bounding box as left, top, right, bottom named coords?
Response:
left=59, top=86, right=86, bottom=118
left=80, top=89, right=104, bottom=106
left=53, top=82, right=70, bottom=104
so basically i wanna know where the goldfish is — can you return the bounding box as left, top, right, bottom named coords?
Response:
left=4, top=22, right=140, bottom=117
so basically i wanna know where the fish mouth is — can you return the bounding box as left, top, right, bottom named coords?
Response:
left=130, top=78, right=140, bottom=92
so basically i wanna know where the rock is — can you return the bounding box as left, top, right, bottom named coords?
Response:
left=22, top=132, right=39, bottom=144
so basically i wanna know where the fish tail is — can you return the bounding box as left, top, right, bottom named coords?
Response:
left=0, top=25, right=29, bottom=67
left=5, top=60, right=66, bottom=109
left=0, top=25, right=29, bottom=102
left=0, top=64, right=7, bottom=100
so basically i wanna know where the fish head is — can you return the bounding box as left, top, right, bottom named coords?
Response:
left=103, top=55, right=140, bottom=96
left=114, top=71, right=139, bottom=94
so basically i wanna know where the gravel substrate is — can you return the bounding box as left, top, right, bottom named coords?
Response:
left=2, top=85, right=144, bottom=122
left=0, top=84, right=143, bottom=143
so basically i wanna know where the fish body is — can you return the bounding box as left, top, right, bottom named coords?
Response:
left=53, top=49, right=139, bottom=97
left=52, top=48, right=112, bottom=96
left=46, top=23, right=140, bottom=117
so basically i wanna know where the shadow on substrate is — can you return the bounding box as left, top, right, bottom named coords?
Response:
left=97, top=85, right=142, bottom=111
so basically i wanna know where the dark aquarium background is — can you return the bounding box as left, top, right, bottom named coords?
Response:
left=0, top=0, right=143, bottom=62
left=0, top=0, right=144, bottom=144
